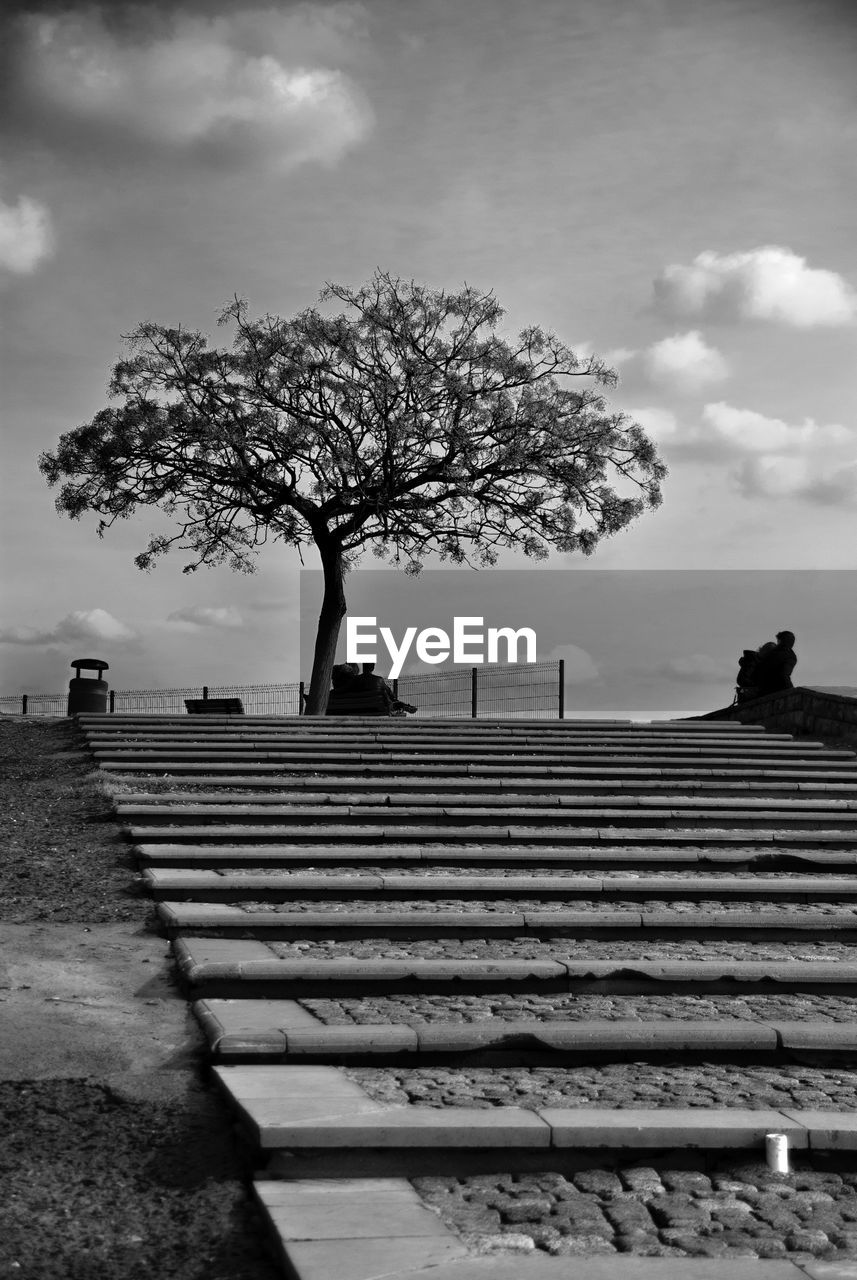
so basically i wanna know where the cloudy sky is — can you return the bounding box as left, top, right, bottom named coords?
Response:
left=2, top=0, right=856, bottom=711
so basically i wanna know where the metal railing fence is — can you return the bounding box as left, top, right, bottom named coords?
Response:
left=2, top=661, right=563, bottom=719
left=393, top=660, right=563, bottom=718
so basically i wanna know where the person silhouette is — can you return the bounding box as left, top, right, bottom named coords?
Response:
left=752, top=630, right=797, bottom=696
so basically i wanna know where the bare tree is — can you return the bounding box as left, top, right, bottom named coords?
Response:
left=40, top=270, right=666, bottom=713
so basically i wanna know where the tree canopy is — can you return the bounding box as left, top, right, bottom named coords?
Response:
left=39, top=270, right=667, bottom=712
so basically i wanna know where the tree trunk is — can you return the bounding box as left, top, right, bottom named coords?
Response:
left=303, top=537, right=347, bottom=715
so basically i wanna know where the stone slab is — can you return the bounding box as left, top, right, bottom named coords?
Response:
left=148, top=869, right=857, bottom=899
left=776, top=1022, right=857, bottom=1051
left=174, top=940, right=857, bottom=993
left=254, top=1177, right=452, bottom=1240
left=197, top=1008, right=848, bottom=1059
left=213, top=1064, right=369, bottom=1099
left=284, top=1026, right=419, bottom=1056
left=163, top=907, right=533, bottom=932
left=275, top=1237, right=466, bottom=1280
left=176, top=944, right=567, bottom=986
left=249, top=1105, right=552, bottom=1149
left=379, top=1261, right=808, bottom=1280
left=541, top=1107, right=809, bottom=1149
left=781, top=1110, right=857, bottom=1150
left=195, top=998, right=321, bottom=1034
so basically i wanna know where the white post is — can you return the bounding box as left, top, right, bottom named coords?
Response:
left=766, top=1132, right=790, bottom=1173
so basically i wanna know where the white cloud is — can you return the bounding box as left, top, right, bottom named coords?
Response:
left=572, top=341, right=636, bottom=371
left=0, top=192, right=54, bottom=274
left=660, top=653, right=734, bottom=683
left=734, top=456, right=857, bottom=504
left=603, top=346, right=637, bottom=368
left=654, top=247, right=857, bottom=328
left=167, top=605, right=244, bottom=628
left=626, top=406, right=679, bottom=440
left=19, top=8, right=373, bottom=169
left=546, top=643, right=601, bottom=684
left=694, top=402, right=857, bottom=505
left=643, top=330, right=729, bottom=393
left=0, top=609, right=134, bottom=646
left=702, top=403, right=851, bottom=454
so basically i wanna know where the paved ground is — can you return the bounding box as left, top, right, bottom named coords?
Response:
left=346, top=1063, right=857, bottom=1112
left=301, top=993, right=857, bottom=1024
left=266, top=937, right=857, bottom=960
left=0, top=718, right=282, bottom=1280
left=14, top=713, right=857, bottom=1274
left=413, top=1161, right=857, bottom=1260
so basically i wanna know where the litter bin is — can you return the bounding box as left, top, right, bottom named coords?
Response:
left=67, top=658, right=110, bottom=715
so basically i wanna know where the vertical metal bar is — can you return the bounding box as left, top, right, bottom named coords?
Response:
left=109, top=690, right=115, bottom=713
left=393, top=678, right=399, bottom=700
left=558, top=659, right=565, bottom=720
left=203, top=686, right=208, bottom=702
left=298, top=681, right=305, bottom=715
left=471, top=667, right=478, bottom=719
left=22, top=693, right=27, bottom=715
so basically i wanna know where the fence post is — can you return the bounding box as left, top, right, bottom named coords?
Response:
left=298, top=681, right=305, bottom=715
left=471, top=667, right=478, bottom=719
left=558, top=659, right=565, bottom=720
left=202, top=686, right=208, bottom=702
left=109, top=690, right=115, bottom=713
left=392, top=678, right=399, bottom=700
left=22, top=693, right=27, bottom=715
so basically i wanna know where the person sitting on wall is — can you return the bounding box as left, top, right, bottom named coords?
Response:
left=330, top=662, right=360, bottom=692
left=735, top=641, right=776, bottom=704
left=351, top=663, right=417, bottom=715
left=751, top=630, right=797, bottom=698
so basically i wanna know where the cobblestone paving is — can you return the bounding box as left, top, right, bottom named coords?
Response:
left=347, top=1063, right=857, bottom=1111
left=268, top=937, right=857, bottom=960
left=221, top=867, right=857, bottom=879
left=238, top=898, right=857, bottom=914
left=300, top=991, right=857, bottom=1024
left=412, top=1160, right=857, bottom=1260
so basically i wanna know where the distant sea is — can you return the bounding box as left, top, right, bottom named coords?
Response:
left=562, top=709, right=711, bottom=722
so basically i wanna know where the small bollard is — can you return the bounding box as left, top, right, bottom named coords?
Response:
left=766, top=1132, right=790, bottom=1174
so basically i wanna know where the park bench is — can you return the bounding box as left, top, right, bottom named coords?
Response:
left=324, top=688, right=395, bottom=716
left=184, top=697, right=245, bottom=715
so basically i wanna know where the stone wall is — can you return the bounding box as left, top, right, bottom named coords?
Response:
left=715, top=686, right=857, bottom=751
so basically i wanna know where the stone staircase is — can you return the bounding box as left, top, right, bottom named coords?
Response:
left=79, top=713, right=857, bottom=1278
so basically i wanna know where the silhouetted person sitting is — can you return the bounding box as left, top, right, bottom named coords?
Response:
left=351, top=663, right=417, bottom=714
left=325, top=661, right=416, bottom=715
left=752, top=630, right=797, bottom=697
left=330, top=662, right=359, bottom=692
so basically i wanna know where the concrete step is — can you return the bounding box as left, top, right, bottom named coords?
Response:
left=118, top=805, right=857, bottom=832
left=78, top=715, right=770, bottom=732
left=115, top=791, right=857, bottom=810
left=194, top=999, right=857, bottom=1062
left=112, top=778, right=857, bottom=797
left=99, top=757, right=857, bottom=788
left=87, top=733, right=802, bottom=754
left=127, top=824, right=857, bottom=846
left=83, top=722, right=788, bottom=737
left=143, top=868, right=857, bottom=903
left=214, top=1062, right=857, bottom=1153
left=156, top=901, right=857, bottom=941
left=135, top=842, right=857, bottom=868
left=172, top=938, right=857, bottom=998
left=91, top=742, right=855, bottom=762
